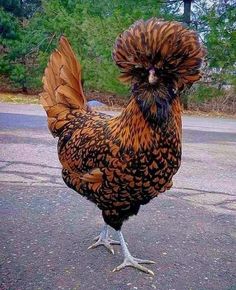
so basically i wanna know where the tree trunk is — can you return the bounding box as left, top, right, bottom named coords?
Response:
left=182, top=0, right=192, bottom=109
left=183, top=0, right=192, bottom=26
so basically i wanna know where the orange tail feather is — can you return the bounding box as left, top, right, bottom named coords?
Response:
left=40, top=36, right=86, bottom=137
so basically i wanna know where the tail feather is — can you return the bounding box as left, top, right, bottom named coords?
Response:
left=40, top=36, right=86, bottom=137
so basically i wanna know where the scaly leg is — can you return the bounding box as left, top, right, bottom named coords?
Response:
left=113, top=231, right=155, bottom=275
left=88, top=224, right=120, bottom=254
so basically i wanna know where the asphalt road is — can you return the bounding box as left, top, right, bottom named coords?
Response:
left=0, top=103, right=236, bottom=290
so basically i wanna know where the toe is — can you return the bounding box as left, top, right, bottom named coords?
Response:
left=108, top=239, right=120, bottom=245
left=88, top=242, right=99, bottom=250
left=133, top=258, right=155, bottom=264
left=134, top=263, right=154, bottom=275
left=92, top=235, right=100, bottom=241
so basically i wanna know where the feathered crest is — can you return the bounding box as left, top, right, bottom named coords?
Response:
left=113, top=18, right=206, bottom=92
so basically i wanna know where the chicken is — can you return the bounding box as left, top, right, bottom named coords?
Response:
left=40, top=18, right=205, bottom=275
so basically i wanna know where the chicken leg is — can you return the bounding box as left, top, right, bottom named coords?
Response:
left=88, top=223, right=120, bottom=254
left=113, top=231, right=155, bottom=275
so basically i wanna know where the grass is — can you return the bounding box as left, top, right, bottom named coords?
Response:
left=0, top=93, right=40, bottom=104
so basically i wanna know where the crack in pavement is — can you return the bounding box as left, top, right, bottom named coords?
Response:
left=173, top=186, right=235, bottom=196
left=0, top=160, right=61, bottom=170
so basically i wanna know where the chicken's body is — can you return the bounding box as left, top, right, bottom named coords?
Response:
left=40, top=18, right=205, bottom=275
left=59, top=97, right=181, bottom=231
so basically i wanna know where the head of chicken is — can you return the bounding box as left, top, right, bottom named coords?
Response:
left=113, top=18, right=205, bottom=125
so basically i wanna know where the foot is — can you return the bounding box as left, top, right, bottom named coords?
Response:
left=113, top=231, right=155, bottom=275
left=113, top=255, right=155, bottom=275
left=88, top=224, right=120, bottom=254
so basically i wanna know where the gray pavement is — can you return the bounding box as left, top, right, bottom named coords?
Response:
left=0, top=103, right=236, bottom=290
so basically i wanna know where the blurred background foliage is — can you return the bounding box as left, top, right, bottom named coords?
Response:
left=0, top=0, right=235, bottom=111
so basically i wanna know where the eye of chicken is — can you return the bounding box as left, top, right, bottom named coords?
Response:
left=40, top=18, right=206, bottom=275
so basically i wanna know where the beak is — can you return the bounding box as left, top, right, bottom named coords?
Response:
left=148, top=69, right=158, bottom=85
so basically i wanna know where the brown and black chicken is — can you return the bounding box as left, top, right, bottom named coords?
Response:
left=40, top=18, right=205, bottom=275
